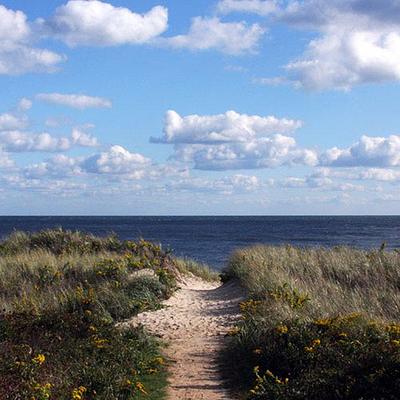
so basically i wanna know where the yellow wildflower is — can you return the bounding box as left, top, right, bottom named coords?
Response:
left=71, top=386, right=87, bottom=400
left=93, top=338, right=108, bottom=349
left=276, top=325, right=288, bottom=334
left=136, top=382, right=148, bottom=395
left=154, top=356, right=164, bottom=365
left=312, top=339, right=321, bottom=346
left=314, top=318, right=331, bottom=326
left=386, top=324, right=400, bottom=334
left=32, top=354, right=46, bottom=365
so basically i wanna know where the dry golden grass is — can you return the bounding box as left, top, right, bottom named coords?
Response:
left=227, top=245, right=400, bottom=322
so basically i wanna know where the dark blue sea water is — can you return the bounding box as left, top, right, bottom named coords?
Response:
left=0, top=216, right=399, bottom=269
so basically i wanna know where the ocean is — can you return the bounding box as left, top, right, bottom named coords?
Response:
left=0, top=216, right=399, bottom=269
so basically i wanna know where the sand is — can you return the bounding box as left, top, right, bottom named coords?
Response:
left=123, top=275, right=244, bottom=400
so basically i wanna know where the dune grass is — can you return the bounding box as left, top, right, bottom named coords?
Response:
left=0, top=229, right=179, bottom=400
left=223, top=245, right=400, bottom=400
left=174, top=257, right=220, bottom=282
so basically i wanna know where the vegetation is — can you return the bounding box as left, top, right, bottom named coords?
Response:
left=0, top=229, right=179, bottom=400
left=174, top=257, right=220, bottom=282
left=223, top=245, right=400, bottom=400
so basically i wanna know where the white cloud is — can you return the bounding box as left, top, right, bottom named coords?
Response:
left=40, top=0, right=168, bottom=47
left=0, top=5, right=30, bottom=44
left=0, top=113, right=27, bottom=131
left=81, top=145, right=151, bottom=174
left=24, top=154, right=81, bottom=179
left=286, top=29, right=400, bottom=90
left=217, top=0, right=278, bottom=16
left=0, top=128, right=100, bottom=152
left=152, top=110, right=313, bottom=171
left=280, top=175, right=364, bottom=192
left=36, top=93, right=112, bottom=109
left=0, top=147, right=14, bottom=169
left=239, top=0, right=400, bottom=90
left=313, top=167, right=400, bottom=182
left=253, top=76, right=291, bottom=86
left=3, top=174, right=86, bottom=195
left=17, top=98, right=32, bottom=112
left=358, top=168, right=400, bottom=181
left=0, top=131, right=71, bottom=152
left=153, top=110, right=302, bottom=144
left=163, top=17, right=264, bottom=55
left=71, top=128, right=99, bottom=147
left=0, top=45, right=65, bottom=75
left=166, top=174, right=261, bottom=194
left=284, top=1, right=400, bottom=90
left=320, top=135, right=400, bottom=167
left=173, top=135, right=317, bottom=170
left=0, top=5, right=65, bottom=75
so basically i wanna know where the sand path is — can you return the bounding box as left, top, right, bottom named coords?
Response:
left=124, top=275, right=244, bottom=400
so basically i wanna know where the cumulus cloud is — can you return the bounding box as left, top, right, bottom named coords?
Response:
left=153, top=110, right=313, bottom=171
left=152, top=110, right=302, bottom=144
left=71, top=128, right=99, bottom=147
left=320, top=135, right=400, bottom=167
left=286, top=29, right=400, bottom=90
left=39, top=0, right=168, bottom=47
left=0, top=5, right=65, bottom=75
left=36, top=93, right=112, bottom=109
left=81, top=145, right=151, bottom=174
left=162, top=17, right=264, bottom=55
left=0, top=128, right=99, bottom=152
left=0, top=131, right=71, bottom=152
left=237, top=0, right=400, bottom=90
left=24, top=154, right=81, bottom=179
left=173, top=136, right=317, bottom=170
left=217, top=0, right=278, bottom=16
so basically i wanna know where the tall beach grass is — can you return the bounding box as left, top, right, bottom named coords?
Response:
left=223, top=245, right=400, bottom=400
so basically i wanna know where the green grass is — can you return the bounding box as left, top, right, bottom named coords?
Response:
left=0, top=229, right=178, bottom=400
left=223, top=245, right=400, bottom=400
left=174, top=257, right=220, bottom=282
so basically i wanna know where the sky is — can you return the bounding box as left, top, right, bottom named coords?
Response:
left=1, top=0, right=400, bottom=215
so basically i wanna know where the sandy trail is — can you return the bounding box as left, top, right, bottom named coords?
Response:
left=124, top=275, right=244, bottom=400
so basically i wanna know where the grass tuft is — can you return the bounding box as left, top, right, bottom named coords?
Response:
left=174, top=257, right=220, bottom=282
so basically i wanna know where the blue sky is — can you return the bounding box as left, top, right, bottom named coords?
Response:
left=1, top=0, right=400, bottom=215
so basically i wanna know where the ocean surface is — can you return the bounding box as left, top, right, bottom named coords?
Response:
left=0, top=216, right=399, bottom=269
